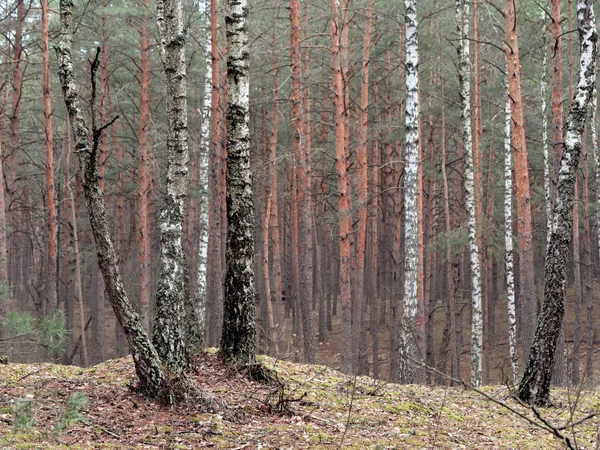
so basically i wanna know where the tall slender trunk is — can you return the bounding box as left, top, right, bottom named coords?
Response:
left=153, top=0, right=191, bottom=375
left=457, top=0, right=483, bottom=387
left=206, top=0, right=223, bottom=347
left=42, top=0, right=58, bottom=317
left=518, top=0, right=596, bottom=406
left=571, top=174, right=582, bottom=384
left=398, top=0, right=421, bottom=384
left=369, top=84, right=379, bottom=378
left=353, top=0, right=373, bottom=376
left=290, top=0, right=315, bottom=363
left=329, top=0, right=352, bottom=373
left=138, top=3, right=152, bottom=332
left=220, top=0, right=256, bottom=365
left=439, top=35, right=458, bottom=382
left=112, top=100, right=127, bottom=356
left=587, top=90, right=598, bottom=381
left=268, top=28, right=283, bottom=352
left=504, top=0, right=536, bottom=365
left=190, top=0, right=213, bottom=352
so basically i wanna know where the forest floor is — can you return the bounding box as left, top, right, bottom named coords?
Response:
left=0, top=350, right=599, bottom=449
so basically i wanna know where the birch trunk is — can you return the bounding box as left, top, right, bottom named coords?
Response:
left=504, top=82, right=518, bottom=383
left=56, top=0, right=165, bottom=397
left=152, top=0, right=191, bottom=375
left=190, top=0, right=212, bottom=352
left=457, top=0, right=483, bottom=387
left=220, top=0, right=256, bottom=365
left=518, top=0, right=597, bottom=406
left=398, top=0, right=421, bottom=384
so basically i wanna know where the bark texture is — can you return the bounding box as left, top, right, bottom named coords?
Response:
left=518, top=0, right=597, bottom=406
left=504, top=81, right=517, bottom=383
left=153, top=0, right=191, bottom=375
left=504, top=0, right=536, bottom=364
left=457, top=0, right=483, bottom=387
left=329, top=0, right=352, bottom=374
left=220, top=0, right=256, bottom=366
left=190, top=0, right=212, bottom=352
left=398, top=0, right=421, bottom=384
left=57, top=0, right=165, bottom=397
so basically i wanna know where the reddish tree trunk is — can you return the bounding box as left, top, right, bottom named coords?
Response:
left=504, top=0, right=536, bottom=362
left=330, top=0, right=352, bottom=373
left=138, top=6, right=152, bottom=331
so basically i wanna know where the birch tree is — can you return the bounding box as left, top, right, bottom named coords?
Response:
left=151, top=0, right=191, bottom=375
left=398, top=0, right=421, bottom=384
left=56, top=0, right=165, bottom=397
left=219, top=0, right=257, bottom=365
left=456, top=0, right=483, bottom=387
left=504, top=81, right=517, bottom=383
left=518, top=0, right=597, bottom=406
left=188, top=0, right=213, bottom=352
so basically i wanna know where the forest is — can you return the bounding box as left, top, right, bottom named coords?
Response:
left=0, top=0, right=600, bottom=447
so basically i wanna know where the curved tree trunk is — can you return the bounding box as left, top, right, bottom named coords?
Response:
left=518, top=0, right=597, bottom=406
left=57, top=0, right=165, bottom=397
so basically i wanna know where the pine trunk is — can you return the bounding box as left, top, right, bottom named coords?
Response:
left=138, top=3, right=152, bottom=332
left=504, top=0, right=536, bottom=365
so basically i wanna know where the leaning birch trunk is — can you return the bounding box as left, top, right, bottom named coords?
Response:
left=398, top=0, right=421, bottom=384
left=56, top=0, right=165, bottom=397
left=456, top=0, right=483, bottom=387
left=190, top=0, right=212, bottom=352
left=152, top=0, right=190, bottom=375
left=219, top=0, right=257, bottom=365
left=518, top=0, right=597, bottom=406
left=504, top=81, right=518, bottom=384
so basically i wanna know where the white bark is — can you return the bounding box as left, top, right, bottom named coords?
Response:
left=399, top=0, right=419, bottom=384
left=457, top=0, right=483, bottom=387
left=56, top=0, right=165, bottom=397
left=541, top=27, right=552, bottom=242
left=153, top=0, right=190, bottom=374
left=504, top=80, right=518, bottom=384
left=518, top=0, right=597, bottom=406
left=192, top=0, right=212, bottom=350
left=220, top=0, right=256, bottom=365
